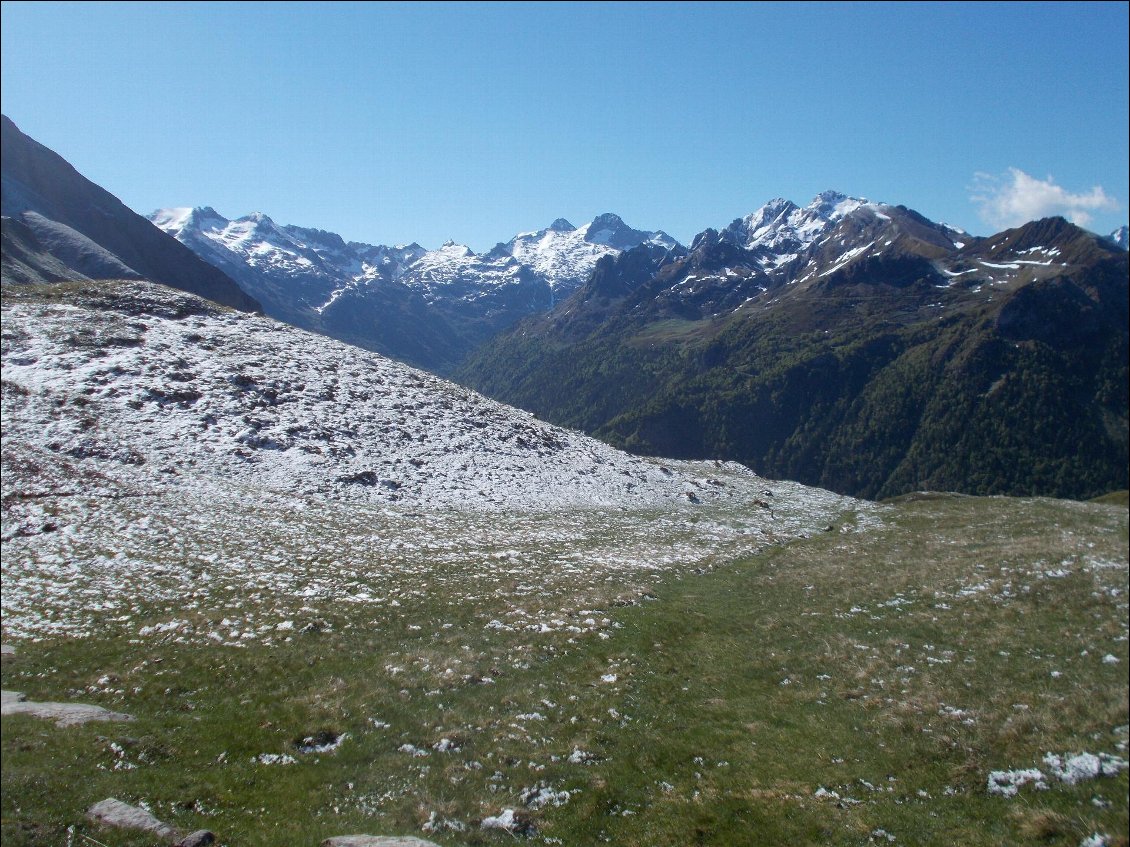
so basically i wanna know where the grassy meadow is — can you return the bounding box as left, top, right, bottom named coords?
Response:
left=2, top=493, right=1127, bottom=846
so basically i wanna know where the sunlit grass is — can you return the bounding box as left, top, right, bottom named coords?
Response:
left=2, top=495, right=1126, bottom=846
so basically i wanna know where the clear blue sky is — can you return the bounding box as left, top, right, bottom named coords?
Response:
left=2, top=1, right=1127, bottom=251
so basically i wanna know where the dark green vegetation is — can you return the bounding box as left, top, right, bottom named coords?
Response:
left=3, top=495, right=1127, bottom=846
left=459, top=217, right=1129, bottom=501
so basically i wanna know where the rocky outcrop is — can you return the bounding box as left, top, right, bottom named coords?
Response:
left=1, top=689, right=133, bottom=727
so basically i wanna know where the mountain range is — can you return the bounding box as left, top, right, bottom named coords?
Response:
left=148, top=205, right=678, bottom=373
left=458, top=199, right=1129, bottom=501
left=2, top=114, right=1126, bottom=501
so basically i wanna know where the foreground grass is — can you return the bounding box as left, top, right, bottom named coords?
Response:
left=2, top=495, right=1127, bottom=846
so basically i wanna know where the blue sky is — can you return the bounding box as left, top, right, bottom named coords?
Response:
left=2, top=1, right=1127, bottom=250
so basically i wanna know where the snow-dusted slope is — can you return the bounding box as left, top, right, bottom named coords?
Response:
left=0, top=279, right=808, bottom=512
left=2, top=280, right=872, bottom=644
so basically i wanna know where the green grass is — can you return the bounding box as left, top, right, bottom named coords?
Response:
left=3, top=496, right=1127, bottom=846
left=626, top=318, right=717, bottom=347
left=1091, top=490, right=1129, bottom=507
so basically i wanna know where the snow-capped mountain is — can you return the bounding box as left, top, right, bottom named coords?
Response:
left=396, top=239, right=538, bottom=305
left=721, top=191, right=869, bottom=264
left=459, top=200, right=1129, bottom=501
left=148, top=206, right=425, bottom=322
left=649, top=189, right=1085, bottom=322
left=151, top=207, right=680, bottom=372
left=717, top=190, right=969, bottom=277
left=1107, top=225, right=1129, bottom=250
left=503, top=214, right=679, bottom=299
left=608, top=191, right=973, bottom=320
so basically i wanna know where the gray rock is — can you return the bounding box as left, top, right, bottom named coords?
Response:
left=321, top=837, right=442, bottom=847
left=174, top=831, right=216, bottom=847
left=86, top=797, right=179, bottom=840
left=1, top=690, right=133, bottom=727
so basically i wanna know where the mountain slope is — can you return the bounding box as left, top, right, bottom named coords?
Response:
left=459, top=197, right=1129, bottom=501
left=0, top=116, right=258, bottom=312
left=1, top=214, right=99, bottom=284
left=0, top=278, right=796, bottom=513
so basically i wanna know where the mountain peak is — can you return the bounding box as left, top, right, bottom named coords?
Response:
left=548, top=217, right=575, bottom=233
left=436, top=240, right=475, bottom=258
left=814, top=189, right=850, bottom=204
left=584, top=213, right=648, bottom=250
left=148, top=206, right=229, bottom=234
left=241, top=211, right=276, bottom=226
left=763, top=197, right=796, bottom=213
left=722, top=192, right=872, bottom=263
left=186, top=206, right=229, bottom=228
left=590, top=212, right=626, bottom=228
left=807, top=190, right=870, bottom=219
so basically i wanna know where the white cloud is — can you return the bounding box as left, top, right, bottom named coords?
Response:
left=970, top=168, right=1120, bottom=230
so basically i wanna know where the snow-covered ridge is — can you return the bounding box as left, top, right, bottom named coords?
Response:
left=147, top=206, right=426, bottom=313
left=150, top=207, right=679, bottom=311
left=0, top=280, right=812, bottom=513
left=398, top=239, right=532, bottom=305
left=504, top=213, right=679, bottom=297
left=721, top=190, right=880, bottom=270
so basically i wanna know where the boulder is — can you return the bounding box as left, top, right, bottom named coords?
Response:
left=2, top=690, right=133, bottom=727
left=86, top=798, right=178, bottom=840
left=321, top=837, right=442, bottom=847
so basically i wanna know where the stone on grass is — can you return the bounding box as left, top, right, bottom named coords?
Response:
left=174, top=831, right=217, bottom=847
left=2, top=690, right=133, bottom=727
left=86, top=797, right=179, bottom=840
left=321, top=837, right=442, bottom=847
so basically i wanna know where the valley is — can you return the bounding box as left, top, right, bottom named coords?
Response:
left=1, top=115, right=1127, bottom=847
